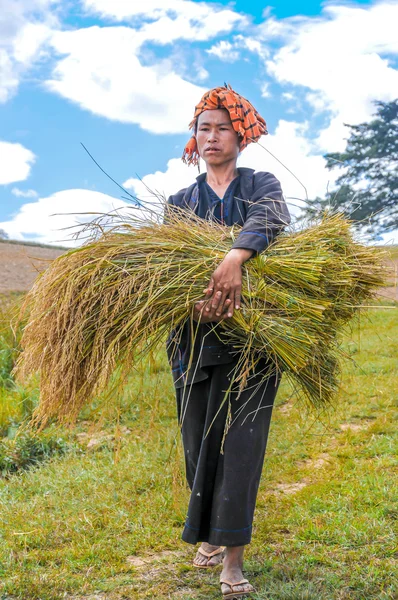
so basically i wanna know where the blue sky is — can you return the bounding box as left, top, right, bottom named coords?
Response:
left=0, top=0, right=397, bottom=245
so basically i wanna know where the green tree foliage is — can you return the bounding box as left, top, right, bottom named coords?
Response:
left=303, top=100, right=398, bottom=237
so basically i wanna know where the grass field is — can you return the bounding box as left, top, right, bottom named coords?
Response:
left=0, top=295, right=397, bottom=600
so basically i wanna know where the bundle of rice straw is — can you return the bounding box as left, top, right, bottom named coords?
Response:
left=16, top=208, right=387, bottom=426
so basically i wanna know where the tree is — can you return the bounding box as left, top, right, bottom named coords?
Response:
left=303, top=99, right=398, bottom=237
left=0, top=228, right=8, bottom=240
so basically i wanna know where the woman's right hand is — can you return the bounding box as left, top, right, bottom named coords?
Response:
left=193, top=293, right=232, bottom=323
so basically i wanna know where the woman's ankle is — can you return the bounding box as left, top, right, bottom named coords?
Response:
left=223, top=545, right=245, bottom=568
left=201, top=542, right=219, bottom=551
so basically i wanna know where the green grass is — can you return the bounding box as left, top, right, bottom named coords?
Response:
left=0, top=304, right=397, bottom=599
left=0, top=295, right=72, bottom=475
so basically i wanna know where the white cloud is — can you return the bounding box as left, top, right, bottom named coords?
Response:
left=0, top=189, right=132, bottom=246
left=206, top=34, right=270, bottom=64
left=47, top=26, right=206, bottom=134
left=82, top=0, right=245, bottom=32
left=377, top=229, right=398, bottom=245
left=43, top=0, right=247, bottom=133
left=84, top=0, right=172, bottom=19
left=1, top=0, right=242, bottom=111
left=237, top=122, right=338, bottom=216
left=195, top=65, right=209, bottom=83
left=0, top=141, right=36, bottom=185
left=0, top=52, right=19, bottom=103
left=138, top=12, right=245, bottom=45
left=81, top=0, right=246, bottom=46
left=260, top=2, right=398, bottom=151
left=234, top=34, right=270, bottom=60
left=11, top=187, right=38, bottom=198
left=123, top=157, right=197, bottom=202
left=0, top=0, right=56, bottom=102
left=207, top=41, right=240, bottom=62
left=260, top=82, right=270, bottom=98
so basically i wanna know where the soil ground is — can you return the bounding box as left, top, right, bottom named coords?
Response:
left=383, top=254, right=398, bottom=300
left=0, top=241, right=65, bottom=293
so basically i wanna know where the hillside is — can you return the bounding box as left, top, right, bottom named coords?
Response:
left=0, top=240, right=66, bottom=293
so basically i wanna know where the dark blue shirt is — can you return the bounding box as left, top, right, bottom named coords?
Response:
left=201, top=177, right=241, bottom=225
left=166, top=168, right=291, bottom=389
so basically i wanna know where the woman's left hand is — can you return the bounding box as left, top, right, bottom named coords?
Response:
left=203, top=248, right=253, bottom=318
left=193, top=298, right=232, bottom=323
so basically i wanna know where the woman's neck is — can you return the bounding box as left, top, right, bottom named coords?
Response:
left=205, top=162, right=239, bottom=187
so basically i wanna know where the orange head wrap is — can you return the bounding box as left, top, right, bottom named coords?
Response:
left=182, top=84, right=268, bottom=166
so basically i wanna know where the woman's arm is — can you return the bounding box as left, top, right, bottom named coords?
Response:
left=200, top=248, right=253, bottom=319
left=203, top=173, right=290, bottom=318
left=231, top=172, right=291, bottom=254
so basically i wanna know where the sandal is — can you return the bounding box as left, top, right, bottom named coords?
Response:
left=193, top=545, right=225, bottom=568
left=220, top=578, right=255, bottom=599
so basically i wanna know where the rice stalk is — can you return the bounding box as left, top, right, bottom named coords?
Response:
left=15, top=209, right=388, bottom=426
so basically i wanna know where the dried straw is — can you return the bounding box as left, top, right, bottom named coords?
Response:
left=16, top=208, right=387, bottom=426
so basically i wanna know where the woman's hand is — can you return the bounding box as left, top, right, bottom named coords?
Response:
left=193, top=297, right=232, bottom=323
left=203, top=248, right=253, bottom=318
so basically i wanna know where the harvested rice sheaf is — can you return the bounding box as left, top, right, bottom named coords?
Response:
left=16, top=210, right=388, bottom=426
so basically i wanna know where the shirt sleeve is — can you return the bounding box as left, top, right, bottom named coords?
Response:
left=231, top=172, right=291, bottom=254
left=163, top=185, right=193, bottom=224
left=163, top=191, right=181, bottom=224
left=163, top=195, right=172, bottom=223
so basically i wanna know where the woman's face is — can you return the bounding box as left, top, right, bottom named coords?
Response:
left=196, top=109, right=240, bottom=167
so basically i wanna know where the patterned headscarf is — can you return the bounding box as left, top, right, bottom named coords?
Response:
left=182, top=84, right=268, bottom=166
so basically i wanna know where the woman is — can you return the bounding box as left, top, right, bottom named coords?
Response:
left=166, top=85, right=290, bottom=599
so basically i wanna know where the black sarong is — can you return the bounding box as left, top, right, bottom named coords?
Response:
left=176, top=358, right=279, bottom=547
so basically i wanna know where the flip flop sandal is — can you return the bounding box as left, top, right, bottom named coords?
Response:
left=193, top=545, right=225, bottom=568
left=220, top=578, right=255, bottom=599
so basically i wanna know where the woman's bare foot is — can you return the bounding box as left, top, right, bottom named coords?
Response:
left=193, top=542, right=224, bottom=567
left=220, top=546, right=254, bottom=597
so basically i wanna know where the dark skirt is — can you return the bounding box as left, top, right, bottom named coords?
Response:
left=175, top=358, right=280, bottom=547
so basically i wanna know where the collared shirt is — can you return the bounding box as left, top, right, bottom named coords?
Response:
left=201, top=176, right=241, bottom=225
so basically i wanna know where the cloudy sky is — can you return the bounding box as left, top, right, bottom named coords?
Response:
left=0, top=0, right=397, bottom=245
